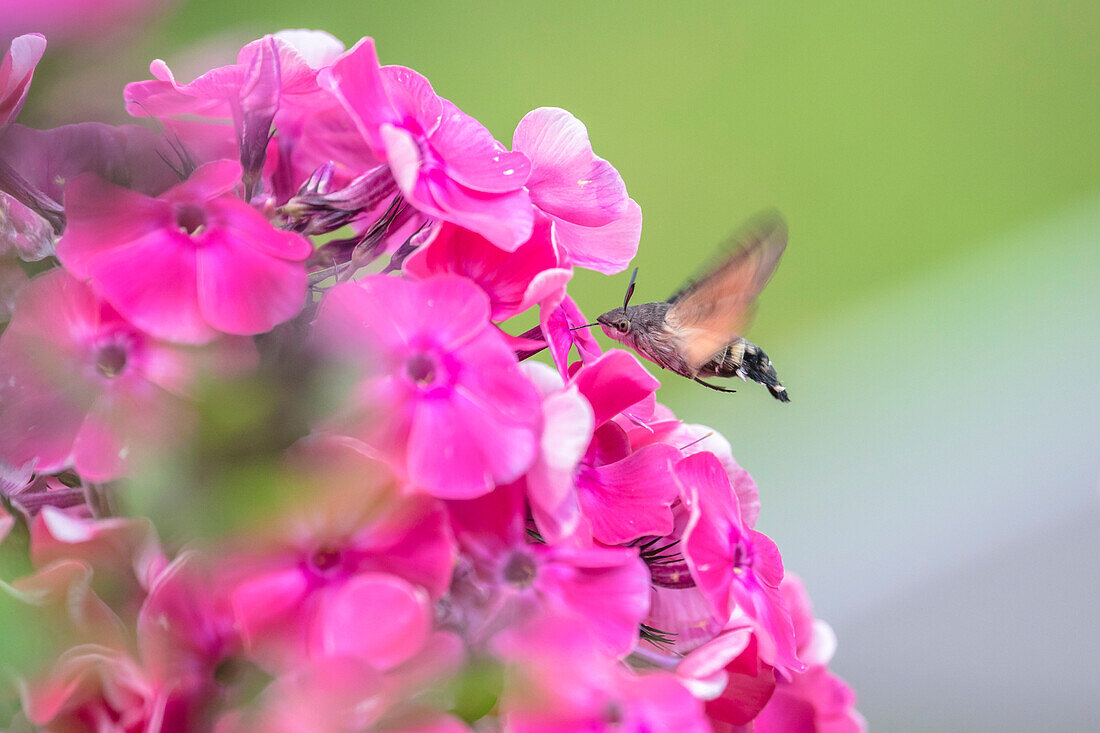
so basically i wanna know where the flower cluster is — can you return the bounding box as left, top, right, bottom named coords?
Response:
left=0, top=30, right=864, bottom=732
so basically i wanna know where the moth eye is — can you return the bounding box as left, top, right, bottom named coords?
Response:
left=616, top=320, right=629, bottom=333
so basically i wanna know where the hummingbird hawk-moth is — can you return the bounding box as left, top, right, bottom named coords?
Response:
left=593, top=211, right=790, bottom=402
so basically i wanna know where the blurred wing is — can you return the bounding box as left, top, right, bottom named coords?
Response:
left=666, top=211, right=787, bottom=370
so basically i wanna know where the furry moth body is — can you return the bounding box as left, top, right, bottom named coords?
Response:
left=595, top=211, right=790, bottom=402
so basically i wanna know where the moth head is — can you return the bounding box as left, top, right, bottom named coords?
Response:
left=596, top=308, right=632, bottom=340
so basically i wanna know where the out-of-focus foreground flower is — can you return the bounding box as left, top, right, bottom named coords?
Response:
left=0, top=29, right=863, bottom=732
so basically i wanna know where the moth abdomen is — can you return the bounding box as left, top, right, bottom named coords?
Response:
left=698, top=338, right=789, bottom=402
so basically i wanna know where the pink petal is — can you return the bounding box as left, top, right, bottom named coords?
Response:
left=513, top=107, right=626, bottom=226
left=431, top=100, right=530, bottom=193
left=539, top=546, right=650, bottom=657
left=572, top=349, right=660, bottom=426
left=526, top=386, right=593, bottom=544
left=407, top=388, right=536, bottom=499
left=56, top=173, right=173, bottom=278
left=578, top=443, right=681, bottom=544
left=315, top=573, right=430, bottom=668
left=319, top=38, right=399, bottom=156
left=552, top=197, right=642, bottom=275
left=82, top=229, right=216, bottom=344
left=541, top=294, right=602, bottom=375
left=0, top=504, right=12, bottom=545
left=159, top=159, right=242, bottom=204
left=0, top=33, right=47, bottom=128
left=379, top=65, right=443, bottom=134
left=272, top=29, right=345, bottom=69
left=195, top=227, right=307, bottom=335
left=230, top=566, right=312, bottom=652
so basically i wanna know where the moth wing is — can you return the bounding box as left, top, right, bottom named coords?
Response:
left=666, top=211, right=787, bottom=371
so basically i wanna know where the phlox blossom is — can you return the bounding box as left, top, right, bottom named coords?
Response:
left=447, top=483, right=651, bottom=657
left=678, top=451, right=803, bottom=675
left=321, top=38, right=534, bottom=250
left=56, top=159, right=312, bottom=343
left=513, top=106, right=642, bottom=274
left=0, top=270, right=254, bottom=480
left=312, top=274, right=541, bottom=499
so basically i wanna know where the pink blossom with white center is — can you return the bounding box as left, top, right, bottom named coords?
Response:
left=0, top=270, right=255, bottom=480
left=403, top=218, right=572, bottom=323
left=513, top=106, right=642, bottom=274
left=312, top=274, right=541, bottom=499
left=56, top=160, right=312, bottom=343
left=678, top=451, right=803, bottom=675
left=320, top=38, right=534, bottom=250
left=447, top=482, right=651, bottom=657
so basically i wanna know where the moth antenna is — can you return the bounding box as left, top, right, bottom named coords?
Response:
left=623, top=267, right=639, bottom=312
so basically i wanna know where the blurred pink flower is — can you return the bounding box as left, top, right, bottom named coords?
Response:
left=447, top=483, right=651, bottom=657
left=21, top=645, right=171, bottom=733
left=0, top=270, right=255, bottom=480
left=56, top=159, right=311, bottom=343
left=320, top=38, right=534, bottom=249
left=312, top=274, right=541, bottom=498
left=678, top=452, right=802, bottom=675
left=0, top=1, right=167, bottom=44
left=513, top=107, right=641, bottom=274
left=223, top=439, right=453, bottom=672
left=126, top=32, right=354, bottom=200
left=495, top=616, right=711, bottom=733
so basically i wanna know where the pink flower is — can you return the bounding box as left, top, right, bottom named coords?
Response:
left=312, top=274, right=541, bottom=499
left=513, top=107, right=642, bottom=274
left=495, top=616, right=711, bottom=733
left=403, top=218, right=571, bottom=323
left=568, top=350, right=681, bottom=545
left=447, top=482, right=651, bottom=657
left=0, top=270, right=255, bottom=480
left=22, top=645, right=166, bottom=732
left=125, top=33, right=341, bottom=196
left=540, top=294, right=603, bottom=376
left=320, top=38, right=534, bottom=250
left=0, top=1, right=167, bottom=44
left=753, top=575, right=866, bottom=732
left=224, top=439, right=454, bottom=672
left=0, top=33, right=46, bottom=129
left=56, top=160, right=312, bottom=343
left=678, top=451, right=802, bottom=675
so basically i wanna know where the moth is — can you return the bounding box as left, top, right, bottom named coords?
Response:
left=593, top=211, right=790, bottom=401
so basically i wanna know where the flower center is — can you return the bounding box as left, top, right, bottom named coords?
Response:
left=406, top=352, right=437, bottom=385
left=310, top=545, right=343, bottom=574
left=502, top=551, right=538, bottom=588
left=176, top=203, right=207, bottom=235
left=95, top=343, right=128, bottom=379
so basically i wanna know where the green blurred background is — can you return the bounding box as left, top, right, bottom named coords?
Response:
left=18, top=1, right=1100, bottom=729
